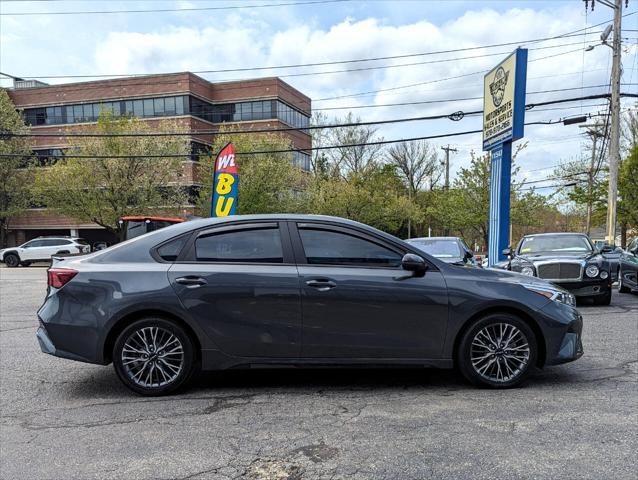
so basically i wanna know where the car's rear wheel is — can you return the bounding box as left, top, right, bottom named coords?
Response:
left=593, top=289, right=612, bottom=305
left=457, top=313, right=537, bottom=388
left=113, top=318, right=195, bottom=396
left=4, top=253, right=20, bottom=268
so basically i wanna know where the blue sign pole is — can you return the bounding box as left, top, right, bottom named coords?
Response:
left=483, top=48, right=527, bottom=266
left=488, top=142, right=512, bottom=265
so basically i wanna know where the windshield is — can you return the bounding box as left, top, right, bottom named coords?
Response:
left=519, top=235, right=593, bottom=254
left=411, top=239, right=462, bottom=258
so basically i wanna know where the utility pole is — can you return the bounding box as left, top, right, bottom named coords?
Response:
left=586, top=0, right=625, bottom=245
left=441, top=145, right=457, bottom=236
left=441, top=145, right=457, bottom=190
left=579, top=122, right=605, bottom=236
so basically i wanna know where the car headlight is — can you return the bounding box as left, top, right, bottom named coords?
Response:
left=522, top=284, right=576, bottom=307
left=585, top=265, right=599, bottom=278
left=521, top=266, right=535, bottom=276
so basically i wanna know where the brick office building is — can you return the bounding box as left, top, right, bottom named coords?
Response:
left=5, top=72, right=312, bottom=247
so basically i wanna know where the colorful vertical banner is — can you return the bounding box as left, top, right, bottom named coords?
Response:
left=211, top=143, right=238, bottom=217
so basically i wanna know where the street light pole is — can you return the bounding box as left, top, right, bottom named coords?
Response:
left=587, top=0, right=625, bottom=244
left=607, top=0, right=623, bottom=245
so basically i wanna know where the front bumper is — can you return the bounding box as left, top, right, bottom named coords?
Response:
left=552, top=278, right=610, bottom=298
left=539, top=301, right=584, bottom=366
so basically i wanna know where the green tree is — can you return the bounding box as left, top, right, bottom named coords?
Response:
left=0, top=88, right=33, bottom=247
left=305, top=164, right=422, bottom=237
left=33, top=112, right=190, bottom=240
left=196, top=128, right=305, bottom=216
left=618, top=144, right=638, bottom=246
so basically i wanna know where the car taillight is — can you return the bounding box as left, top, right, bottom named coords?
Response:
left=47, top=268, right=78, bottom=289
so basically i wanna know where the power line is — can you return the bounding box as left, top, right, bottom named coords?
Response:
left=1, top=33, right=604, bottom=81
left=0, top=117, right=616, bottom=158
left=0, top=0, right=349, bottom=15
left=7, top=92, right=636, bottom=139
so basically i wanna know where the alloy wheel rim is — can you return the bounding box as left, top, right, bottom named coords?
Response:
left=121, top=326, right=184, bottom=388
left=6, top=256, right=18, bottom=267
left=470, top=323, right=530, bottom=383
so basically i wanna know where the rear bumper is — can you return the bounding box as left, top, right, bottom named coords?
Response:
left=36, top=324, right=100, bottom=364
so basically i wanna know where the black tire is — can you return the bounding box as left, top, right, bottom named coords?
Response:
left=457, top=313, right=537, bottom=389
left=618, top=270, right=630, bottom=293
left=113, top=317, right=196, bottom=396
left=593, top=288, right=612, bottom=305
left=3, top=253, right=20, bottom=268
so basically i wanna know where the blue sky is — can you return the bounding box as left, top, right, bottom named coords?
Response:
left=1, top=0, right=637, bottom=189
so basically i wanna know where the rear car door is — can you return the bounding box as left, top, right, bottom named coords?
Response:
left=290, top=222, right=449, bottom=359
left=167, top=221, right=302, bottom=358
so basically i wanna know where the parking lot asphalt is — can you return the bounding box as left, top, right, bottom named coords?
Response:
left=0, top=267, right=637, bottom=480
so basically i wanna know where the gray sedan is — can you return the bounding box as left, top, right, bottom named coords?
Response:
left=37, top=215, right=583, bottom=395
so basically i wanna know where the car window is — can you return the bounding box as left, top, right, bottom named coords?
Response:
left=628, top=238, right=638, bottom=251
left=42, top=239, right=71, bottom=246
left=519, top=235, right=593, bottom=254
left=299, top=228, right=402, bottom=267
left=195, top=227, right=283, bottom=263
left=24, top=240, right=44, bottom=247
left=74, top=238, right=89, bottom=245
left=157, top=235, right=189, bottom=262
left=411, top=239, right=462, bottom=259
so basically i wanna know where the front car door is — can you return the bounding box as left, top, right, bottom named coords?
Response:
left=20, top=240, right=45, bottom=260
left=167, top=221, right=302, bottom=358
left=290, top=221, right=449, bottom=359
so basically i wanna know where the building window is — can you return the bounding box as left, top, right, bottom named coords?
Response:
left=21, top=94, right=309, bottom=129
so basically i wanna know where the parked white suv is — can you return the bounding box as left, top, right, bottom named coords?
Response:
left=0, top=237, right=90, bottom=267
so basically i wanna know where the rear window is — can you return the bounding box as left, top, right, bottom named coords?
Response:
left=74, top=238, right=89, bottom=245
left=156, top=235, right=189, bottom=262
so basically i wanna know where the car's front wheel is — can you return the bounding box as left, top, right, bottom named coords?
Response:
left=3, top=253, right=20, bottom=268
left=113, top=317, right=195, bottom=396
left=457, top=313, right=537, bottom=388
left=593, top=288, right=612, bottom=305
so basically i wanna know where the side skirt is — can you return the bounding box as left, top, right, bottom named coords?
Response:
left=201, top=349, right=453, bottom=371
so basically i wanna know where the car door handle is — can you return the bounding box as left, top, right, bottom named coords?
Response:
left=175, top=276, right=207, bottom=287
left=306, top=279, right=337, bottom=291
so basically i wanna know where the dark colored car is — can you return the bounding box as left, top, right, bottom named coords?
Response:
left=405, top=236, right=479, bottom=267
left=37, top=215, right=583, bottom=396
left=504, top=232, right=612, bottom=305
left=618, top=237, right=638, bottom=294
left=600, top=245, right=623, bottom=282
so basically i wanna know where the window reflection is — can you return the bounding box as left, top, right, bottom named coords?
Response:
left=21, top=95, right=310, bottom=130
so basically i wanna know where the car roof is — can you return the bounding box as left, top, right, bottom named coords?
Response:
left=34, top=236, right=84, bottom=240
left=407, top=237, right=460, bottom=241
left=522, top=232, right=588, bottom=237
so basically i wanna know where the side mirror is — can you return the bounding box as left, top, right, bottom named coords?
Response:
left=502, top=247, right=512, bottom=258
left=464, top=251, right=473, bottom=261
left=401, top=253, right=427, bottom=274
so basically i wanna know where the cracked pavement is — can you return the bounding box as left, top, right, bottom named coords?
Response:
left=1, top=268, right=637, bottom=479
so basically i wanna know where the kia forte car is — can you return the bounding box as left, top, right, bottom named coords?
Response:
left=37, top=215, right=583, bottom=395
left=504, top=233, right=612, bottom=305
